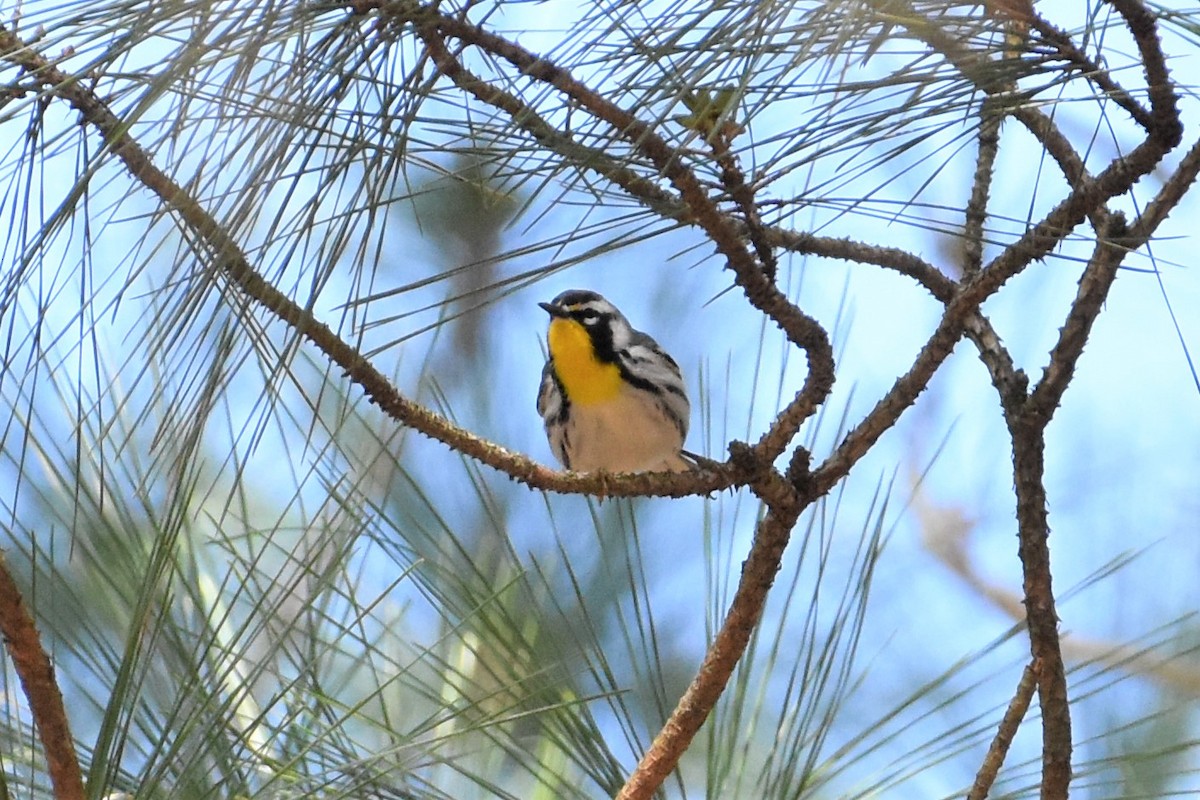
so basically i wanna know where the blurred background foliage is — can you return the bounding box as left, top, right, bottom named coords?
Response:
left=0, top=0, right=1198, bottom=798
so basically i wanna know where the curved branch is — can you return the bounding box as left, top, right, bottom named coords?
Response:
left=766, top=227, right=957, bottom=301
left=1105, top=0, right=1182, bottom=149
left=1027, top=15, right=1155, bottom=132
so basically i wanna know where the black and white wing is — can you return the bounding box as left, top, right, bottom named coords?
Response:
left=617, top=331, right=690, bottom=439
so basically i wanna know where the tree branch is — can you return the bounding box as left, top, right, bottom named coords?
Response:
left=767, top=227, right=958, bottom=300
left=617, top=454, right=803, bottom=800
left=1127, top=134, right=1200, bottom=240
left=1006, top=410, right=1071, bottom=797
left=1105, top=0, right=1182, bottom=149
left=967, top=662, right=1038, bottom=800
left=710, top=129, right=779, bottom=281
left=1027, top=212, right=1128, bottom=419
left=963, top=96, right=1004, bottom=277
left=0, top=553, right=86, bottom=800
left=1027, top=15, right=1154, bottom=132
left=1003, top=217, right=1134, bottom=800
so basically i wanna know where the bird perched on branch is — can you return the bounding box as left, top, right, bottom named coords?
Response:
left=537, top=289, right=691, bottom=473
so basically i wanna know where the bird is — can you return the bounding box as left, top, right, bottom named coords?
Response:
left=536, top=289, right=691, bottom=473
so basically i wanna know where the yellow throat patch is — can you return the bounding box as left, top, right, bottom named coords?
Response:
left=548, top=317, right=622, bottom=405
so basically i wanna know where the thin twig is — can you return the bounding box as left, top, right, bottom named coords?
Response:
left=710, top=132, right=779, bottom=280
left=1027, top=16, right=1155, bottom=131
left=967, top=662, right=1039, bottom=800
left=962, top=311, right=1025, bottom=410
left=0, top=552, right=86, bottom=800
left=766, top=228, right=957, bottom=301
left=963, top=96, right=1004, bottom=277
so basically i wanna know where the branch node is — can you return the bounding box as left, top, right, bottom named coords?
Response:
left=728, top=440, right=766, bottom=476
left=785, top=446, right=813, bottom=495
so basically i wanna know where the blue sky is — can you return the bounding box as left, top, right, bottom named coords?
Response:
left=1, top=0, right=1198, bottom=795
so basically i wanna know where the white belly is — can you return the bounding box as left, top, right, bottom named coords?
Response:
left=566, top=390, right=686, bottom=473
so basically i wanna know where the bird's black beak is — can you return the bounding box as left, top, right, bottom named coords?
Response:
left=539, top=301, right=568, bottom=318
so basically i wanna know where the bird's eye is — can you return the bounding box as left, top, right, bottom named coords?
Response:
left=577, top=308, right=601, bottom=325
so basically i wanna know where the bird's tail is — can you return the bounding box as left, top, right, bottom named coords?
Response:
left=660, top=452, right=695, bottom=472
left=660, top=450, right=721, bottom=472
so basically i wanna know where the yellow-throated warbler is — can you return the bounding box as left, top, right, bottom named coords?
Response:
left=537, top=289, right=691, bottom=472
